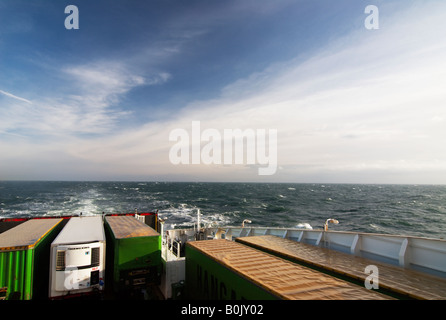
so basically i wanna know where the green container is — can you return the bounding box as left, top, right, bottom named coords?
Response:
left=185, top=240, right=278, bottom=300
left=104, top=216, right=161, bottom=294
left=186, top=239, right=392, bottom=300
left=0, top=219, right=63, bottom=300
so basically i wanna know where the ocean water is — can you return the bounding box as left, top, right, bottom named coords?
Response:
left=0, top=181, right=445, bottom=239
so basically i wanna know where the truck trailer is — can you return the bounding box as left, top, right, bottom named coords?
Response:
left=185, top=239, right=390, bottom=300
left=104, top=215, right=161, bottom=297
left=49, top=216, right=106, bottom=299
left=0, top=218, right=63, bottom=300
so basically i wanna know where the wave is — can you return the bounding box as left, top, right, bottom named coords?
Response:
left=1, top=181, right=445, bottom=239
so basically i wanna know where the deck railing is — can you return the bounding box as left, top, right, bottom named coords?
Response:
left=164, top=226, right=446, bottom=278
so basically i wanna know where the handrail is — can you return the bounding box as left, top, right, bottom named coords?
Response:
left=164, top=226, right=446, bottom=278
left=163, top=234, right=184, bottom=259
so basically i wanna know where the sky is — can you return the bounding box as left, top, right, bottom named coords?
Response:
left=0, top=0, right=445, bottom=184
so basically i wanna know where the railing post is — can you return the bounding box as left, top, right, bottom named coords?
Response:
left=316, top=232, right=323, bottom=246
left=298, top=231, right=305, bottom=242
left=399, top=238, right=410, bottom=267
left=351, top=234, right=361, bottom=256
left=283, top=230, right=288, bottom=239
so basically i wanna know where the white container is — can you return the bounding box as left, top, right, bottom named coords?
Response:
left=49, top=216, right=106, bottom=299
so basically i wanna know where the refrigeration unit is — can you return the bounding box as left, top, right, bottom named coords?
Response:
left=49, top=216, right=105, bottom=299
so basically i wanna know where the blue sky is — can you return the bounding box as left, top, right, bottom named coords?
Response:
left=1, top=0, right=445, bottom=183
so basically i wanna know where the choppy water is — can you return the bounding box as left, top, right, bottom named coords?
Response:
left=1, top=181, right=445, bottom=239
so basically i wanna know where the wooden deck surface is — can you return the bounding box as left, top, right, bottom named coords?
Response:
left=236, top=235, right=446, bottom=300
left=188, top=239, right=392, bottom=300
left=106, top=215, right=159, bottom=239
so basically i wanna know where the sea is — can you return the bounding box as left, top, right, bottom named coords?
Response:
left=0, top=181, right=445, bottom=239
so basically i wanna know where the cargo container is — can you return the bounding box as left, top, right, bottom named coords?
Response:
left=236, top=235, right=446, bottom=299
left=104, top=216, right=161, bottom=296
left=185, top=239, right=391, bottom=300
left=0, top=218, right=63, bottom=300
left=49, top=216, right=106, bottom=299
left=0, top=220, right=26, bottom=234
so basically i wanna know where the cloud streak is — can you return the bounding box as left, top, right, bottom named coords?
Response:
left=1, top=60, right=168, bottom=137
left=1, top=1, right=446, bottom=183
left=0, top=89, right=32, bottom=104
left=66, top=1, right=446, bottom=182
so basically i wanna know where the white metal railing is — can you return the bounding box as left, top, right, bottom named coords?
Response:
left=164, top=237, right=183, bottom=259
left=164, top=226, right=446, bottom=278
left=164, top=228, right=198, bottom=259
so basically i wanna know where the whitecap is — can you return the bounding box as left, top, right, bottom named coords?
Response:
left=370, top=223, right=381, bottom=230
left=296, top=223, right=313, bottom=230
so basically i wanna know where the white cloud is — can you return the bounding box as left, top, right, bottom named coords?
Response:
left=74, top=1, right=445, bottom=182
left=146, top=72, right=171, bottom=85
left=2, top=1, right=446, bottom=183
left=1, top=61, right=155, bottom=137
left=63, top=62, right=146, bottom=106
left=0, top=89, right=32, bottom=104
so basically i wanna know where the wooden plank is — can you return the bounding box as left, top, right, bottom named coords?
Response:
left=106, top=215, right=159, bottom=239
left=236, top=235, right=446, bottom=300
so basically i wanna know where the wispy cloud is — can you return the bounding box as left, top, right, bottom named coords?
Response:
left=63, top=62, right=145, bottom=106
left=0, top=89, right=32, bottom=104
left=1, top=61, right=159, bottom=137
left=145, top=72, right=171, bottom=86
left=1, top=1, right=445, bottom=183
left=64, top=1, right=446, bottom=182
